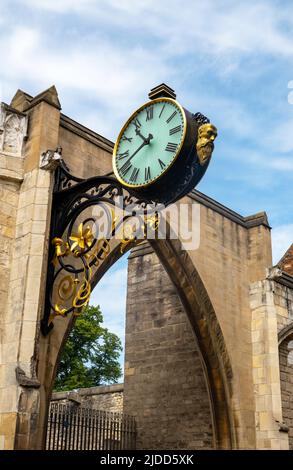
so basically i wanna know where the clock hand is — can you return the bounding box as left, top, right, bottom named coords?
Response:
left=128, top=133, right=153, bottom=160
left=145, top=133, right=153, bottom=143
left=128, top=139, right=148, bottom=161
left=119, top=133, right=153, bottom=166
left=135, top=128, right=150, bottom=143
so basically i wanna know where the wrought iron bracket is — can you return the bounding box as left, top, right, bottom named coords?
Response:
left=41, top=159, right=160, bottom=336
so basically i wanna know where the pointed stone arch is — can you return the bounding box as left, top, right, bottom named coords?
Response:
left=13, top=162, right=235, bottom=450
left=26, top=235, right=235, bottom=450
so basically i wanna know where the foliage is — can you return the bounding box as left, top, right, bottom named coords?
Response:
left=54, top=304, right=122, bottom=391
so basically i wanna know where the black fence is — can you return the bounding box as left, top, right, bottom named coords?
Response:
left=46, top=403, right=136, bottom=450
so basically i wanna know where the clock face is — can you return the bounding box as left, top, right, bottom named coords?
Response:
left=113, top=97, right=186, bottom=188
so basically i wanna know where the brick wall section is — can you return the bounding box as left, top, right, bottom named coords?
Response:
left=51, top=384, right=123, bottom=413
left=279, top=338, right=293, bottom=449
left=123, top=249, right=214, bottom=450
left=278, top=244, right=293, bottom=277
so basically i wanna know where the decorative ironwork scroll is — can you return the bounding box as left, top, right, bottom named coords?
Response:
left=41, top=159, right=161, bottom=335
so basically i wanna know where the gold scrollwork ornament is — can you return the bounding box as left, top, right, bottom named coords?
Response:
left=87, top=238, right=111, bottom=266
left=50, top=304, right=68, bottom=324
left=73, top=279, right=91, bottom=309
left=57, top=275, right=76, bottom=301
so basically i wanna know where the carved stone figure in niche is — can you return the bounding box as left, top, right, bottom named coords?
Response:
left=3, top=113, right=26, bottom=155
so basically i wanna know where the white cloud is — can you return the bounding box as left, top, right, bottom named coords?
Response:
left=266, top=119, right=293, bottom=154
left=0, top=26, right=169, bottom=103
left=269, top=157, right=293, bottom=171
left=0, top=24, right=171, bottom=138
left=271, top=224, right=293, bottom=264
left=288, top=81, right=293, bottom=105
left=1, top=1, right=293, bottom=144
left=17, top=0, right=293, bottom=59
left=20, top=0, right=97, bottom=13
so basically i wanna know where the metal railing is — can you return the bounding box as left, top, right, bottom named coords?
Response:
left=46, top=403, right=136, bottom=450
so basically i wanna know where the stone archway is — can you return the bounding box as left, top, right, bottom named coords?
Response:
left=11, top=157, right=235, bottom=450
left=0, top=86, right=279, bottom=451
left=15, top=234, right=234, bottom=450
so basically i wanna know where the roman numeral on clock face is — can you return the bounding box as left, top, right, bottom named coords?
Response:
left=120, top=160, right=132, bottom=177
left=145, top=166, right=151, bottom=180
left=158, top=158, right=166, bottom=169
left=121, top=135, right=132, bottom=142
left=166, top=111, right=177, bottom=123
left=169, top=125, right=181, bottom=135
left=146, top=106, right=153, bottom=121
left=165, top=142, right=178, bottom=152
left=117, top=150, right=129, bottom=160
left=132, top=118, right=141, bottom=129
left=159, top=104, right=166, bottom=118
left=130, top=167, right=139, bottom=182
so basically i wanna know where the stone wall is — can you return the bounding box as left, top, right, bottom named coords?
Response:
left=51, top=384, right=123, bottom=413
left=123, top=247, right=214, bottom=450
left=0, top=103, right=29, bottom=449
left=275, top=280, right=293, bottom=333
left=58, top=117, right=113, bottom=179
left=279, top=338, right=293, bottom=449
left=249, top=273, right=293, bottom=450
left=273, top=274, right=293, bottom=450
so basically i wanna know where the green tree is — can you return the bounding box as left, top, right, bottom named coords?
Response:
left=54, top=304, right=122, bottom=391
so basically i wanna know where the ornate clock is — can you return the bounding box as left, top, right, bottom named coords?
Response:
left=41, top=84, right=217, bottom=335
left=112, top=84, right=217, bottom=205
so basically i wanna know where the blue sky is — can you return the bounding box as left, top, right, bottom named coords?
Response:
left=90, top=255, right=128, bottom=373
left=1, top=0, right=292, bottom=373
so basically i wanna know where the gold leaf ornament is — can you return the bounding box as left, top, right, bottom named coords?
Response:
left=69, top=223, right=94, bottom=252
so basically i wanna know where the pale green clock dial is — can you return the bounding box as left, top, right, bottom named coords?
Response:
left=113, top=98, right=186, bottom=188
